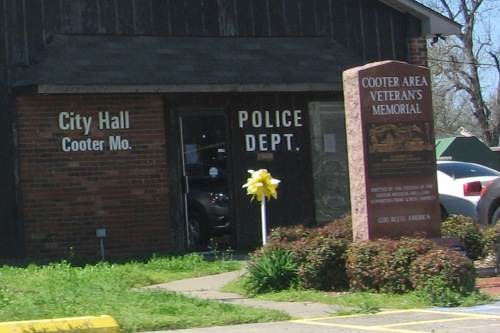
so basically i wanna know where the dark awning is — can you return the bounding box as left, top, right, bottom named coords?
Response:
left=12, top=34, right=365, bottom=94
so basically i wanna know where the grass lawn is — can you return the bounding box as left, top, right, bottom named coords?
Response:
left=222, top=270, right=494, bottom=313
left=1, top=253, right=494, bottom=332
left=0, top=254, right=289, bottom=332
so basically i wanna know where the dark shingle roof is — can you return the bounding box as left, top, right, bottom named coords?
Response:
left=12, top=34, right=364, bottom=93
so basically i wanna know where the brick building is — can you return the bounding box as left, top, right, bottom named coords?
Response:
left=0, top=0, right=460, bottom=261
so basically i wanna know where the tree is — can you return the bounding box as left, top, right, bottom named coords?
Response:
left=490, top=51, right=500, bottom=134
left=418, top=0, right=500, bottom=145
left=432, top=84, right=476, bottom=137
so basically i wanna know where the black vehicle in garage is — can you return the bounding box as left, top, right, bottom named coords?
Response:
left=185, top=163, right=230, bottom=249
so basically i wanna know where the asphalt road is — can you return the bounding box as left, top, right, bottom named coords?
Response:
left=142, top=265, right=500, bottom=333
left=146, top=302, right=500, bottom=333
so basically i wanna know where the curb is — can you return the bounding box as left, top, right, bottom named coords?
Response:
left=0, top=315, right=119, bottom=333
left=477, top=267, right=499, bottom=278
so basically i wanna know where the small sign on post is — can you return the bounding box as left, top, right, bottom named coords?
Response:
left=96, top=228, right=107, bottom=261
left=242, top=169, right=280, bottom=245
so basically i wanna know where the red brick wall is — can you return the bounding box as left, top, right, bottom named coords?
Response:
left=16, top=94, right=172, bottom=261
left=408, top=37, right=428, bottom=67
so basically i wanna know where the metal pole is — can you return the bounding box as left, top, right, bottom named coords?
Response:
left=261, top=199, right=267, bottom=245
left=100, top=238, right=106, bottom=261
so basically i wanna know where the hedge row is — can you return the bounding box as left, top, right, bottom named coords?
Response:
left=246, top=214, right=499, bottom=298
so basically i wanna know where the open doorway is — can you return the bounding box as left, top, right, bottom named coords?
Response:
left=179, top=111, right=231, bottom=251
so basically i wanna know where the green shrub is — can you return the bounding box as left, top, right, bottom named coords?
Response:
left=346, top=237, right=436, bottom=293
left=345, top=240, right=383, bottom=292
left=266, top=224, right=311, bottom=244
left=251, top=214, right=480, bottom=300
left=481, top=223, right=500, bottom=256
left=441, top=215, right=485, bottom=260
left=380, top=237, right=437, bottom=293
left=409, top=248, right=476, bottom=306
left=263, top=215, right=352, bottom=291
left=318, top=214, right=353, bottom=240
left=297, top=233, right=350, bottom=291
left=244, top=247, right=298, bottom=294
left=265, top=226, right=311, bottom=264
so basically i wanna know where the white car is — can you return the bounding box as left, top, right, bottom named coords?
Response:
left=437, top=160, right=500, bottom=220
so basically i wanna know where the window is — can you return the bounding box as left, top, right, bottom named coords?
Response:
left=308, top=102, right=350, bottom=223
left=437, top=162, right=500, bottom=179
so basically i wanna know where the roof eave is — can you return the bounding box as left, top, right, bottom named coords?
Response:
left=380, top=0, right=461, bottom=37
left=12, top=83, right=345, bottom=95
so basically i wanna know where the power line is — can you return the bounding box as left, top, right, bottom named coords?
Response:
left=427, top=57, right=499, bottom=68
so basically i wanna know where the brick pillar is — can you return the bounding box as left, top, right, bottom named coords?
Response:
left=408, top=37, right=428, bottom=67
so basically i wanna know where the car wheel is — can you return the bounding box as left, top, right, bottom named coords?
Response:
left=490, top=207, right=500, bottom=226
left=187, top=211, right=208, bottom=250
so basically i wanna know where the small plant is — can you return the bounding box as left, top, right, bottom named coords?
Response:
left=207, top=238, right=234, bottom=261
left=381, top=237, right=437, bottom=293
left=481, top=223, right=500, bottom=256
left=357, top=300, right=381, bottom=314
left=318, top=214, right=353, bottom=240
left=345, top=240, right=383, bottom=292
left=336, top=300, right=380, bottom=316
left=244, top=247, right=298, bottom=294
left=267, top=224, right=311, bottom=244
left=297, top=234, right=350, bottom=291
left=346, top=237, right=438, bottom=294
left=442, top=215, right=485, bottom=260
left=410, top=248, right=477, bottom=306
left=264, top=216, right=353, bottom=291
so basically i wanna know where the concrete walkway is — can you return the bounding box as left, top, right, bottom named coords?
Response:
left=140, top=266, right=500, bottom=333
left=143, top=265, right=500, bottom=320
left=143, top=269, right=343, bottom=319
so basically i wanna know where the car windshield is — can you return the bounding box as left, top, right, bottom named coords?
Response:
left=186, top=163, right=228, bottom=192
left=437, top=162, right=500, bottom=179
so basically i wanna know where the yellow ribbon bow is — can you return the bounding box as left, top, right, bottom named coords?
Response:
left=242, top=169, right=280, bottom=202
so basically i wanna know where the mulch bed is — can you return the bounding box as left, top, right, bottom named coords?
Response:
left=477, top=276, right=500, bottom=298
left=475, top=254, right=500, bottom=298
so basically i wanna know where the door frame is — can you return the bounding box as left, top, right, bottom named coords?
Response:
left=178, top=108, right=232, bottom=251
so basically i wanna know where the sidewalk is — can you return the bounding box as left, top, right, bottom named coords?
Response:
left=143, top=265, right=500, bottom=320
left=143, top=269, right=342, bottom=319
left=140, top=266, right=500, bottom=333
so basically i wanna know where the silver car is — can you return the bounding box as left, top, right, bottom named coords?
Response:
left=437, top=161, right=500, bottom=220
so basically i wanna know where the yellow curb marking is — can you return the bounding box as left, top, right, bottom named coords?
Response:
left=417, top=308, right=500, bottom=318
left=291, top=309, right=500, bottom=333
left=292, top=320, right=426, bottom=333
left=0, top=315, right=119, bottom=333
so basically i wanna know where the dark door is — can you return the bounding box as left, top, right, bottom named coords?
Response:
left=179, top=111, right=230, bottom=251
